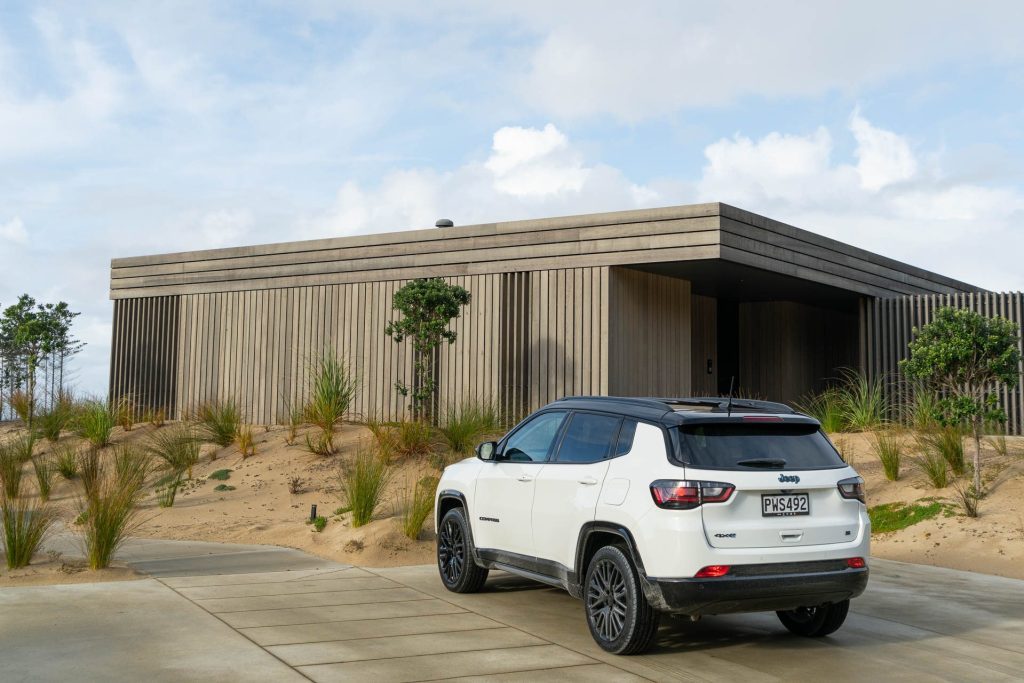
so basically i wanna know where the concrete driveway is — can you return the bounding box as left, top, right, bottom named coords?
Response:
left=3, top=538, right=1023, bottom=682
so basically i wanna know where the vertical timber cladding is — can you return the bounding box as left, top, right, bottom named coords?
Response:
left=607, top=267, right=692, bottom=397
left=690, top=294, right=718, bottom=396
left=862, top=292, right=1024, bottom=435
left=109, top=295, right=180, bottom=417
left=168, top=266, right=609, bottom=425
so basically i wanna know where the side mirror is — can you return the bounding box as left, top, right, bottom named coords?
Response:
left=476, top=441, right=498, bottom=461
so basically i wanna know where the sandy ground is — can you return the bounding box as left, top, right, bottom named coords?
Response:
left=3, top=422, right=1023, bottom=581
left=835, top=431, right=1024, bottom=579
left=0, top=552, right=140, bottom=587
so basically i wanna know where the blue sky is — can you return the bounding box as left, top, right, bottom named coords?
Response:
left=1, top=1, right=1023, bottom=395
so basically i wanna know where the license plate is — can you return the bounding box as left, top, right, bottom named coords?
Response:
left=762, top=493, right=810, bottom=517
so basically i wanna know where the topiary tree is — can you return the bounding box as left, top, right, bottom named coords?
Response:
left=900, top=307, right=1020, bottom=494
left=385, top=278, right=471, bottom=419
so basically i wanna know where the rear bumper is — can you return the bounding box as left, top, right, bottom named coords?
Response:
left=641, top=562, right=869, bottom=616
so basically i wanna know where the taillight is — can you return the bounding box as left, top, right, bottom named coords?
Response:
left=695, top=565, right=731, bottom=578
left=846, top=557, right=866, bottom=569
left=837, top=476, right=865, bottom=503
left=650, top=480, right=735, bottom=509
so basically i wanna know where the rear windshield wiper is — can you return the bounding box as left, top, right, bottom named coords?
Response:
left=735, top=458, right=787, bottom=469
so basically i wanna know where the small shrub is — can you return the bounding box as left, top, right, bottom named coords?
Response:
left=73, top=400, right=116, bottom=449
left=312, top=515, right=327, bottom=532
left=304, top=353, right=358, bottom=436
left=236, top=425, right=256, bottom=458
left=438, top=399, right=502, bottom=454
left=952, top=479, right=982, bottom=518
left=208, top=469, right=232, bottom=481
left=54, top=442, right=79, bottom=479
left=1, top=496, right=55, bottom=569
left=914, top=450, right=949, bottom=489
left=836, top=368, right=886, bottom=431
left=287, top=474, right=305, bottom=494
left=869, top=500, right=944, bottom=533
left=796, top=388, right=845, bottom=433
left=31, top=456, right=56, bottom=502
left=872, top=430, right=903, bottom=481
left=196, top=399, right=241, bottom=447
left=339, top=447, right=391, bottom=527
left=396, top=420, right=436, bottom=459
left=919, top=426, right=966, bottom=476
left=398, top=476, right=437, bottom=540
left=214, top=484, right=235, bottom=492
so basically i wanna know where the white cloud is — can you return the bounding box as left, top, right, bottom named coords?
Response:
left=485, top=124, right=589, bottom=197
left=0, top=216, right=27, bottom=244
left=850, top=110, right=917, bottom=191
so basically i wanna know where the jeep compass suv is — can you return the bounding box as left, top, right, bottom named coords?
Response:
left=435, top=396, right=869, bottom=654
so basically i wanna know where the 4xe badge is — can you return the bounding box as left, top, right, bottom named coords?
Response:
left=778, top=474, right=801, bottom=484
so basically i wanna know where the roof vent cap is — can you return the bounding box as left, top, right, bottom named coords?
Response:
left=435, top=218, right=454, bottom=228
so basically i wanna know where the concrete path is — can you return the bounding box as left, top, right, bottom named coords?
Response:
left=3, top=536, right=1024, bottom=682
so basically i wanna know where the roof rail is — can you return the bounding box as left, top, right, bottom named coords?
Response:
left=557, top=395, right=674, bottom=411
left=659, top=397, right=796, bottom=414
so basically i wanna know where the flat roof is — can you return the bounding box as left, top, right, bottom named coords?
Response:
left=109, top=202, right=979, bottom=300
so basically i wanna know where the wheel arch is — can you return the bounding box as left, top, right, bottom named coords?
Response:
left=572, top=522, right=649, bottom=597
left=436, top=489, right=483, bottom=566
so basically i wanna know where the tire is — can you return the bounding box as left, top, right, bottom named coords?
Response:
left=584, top=545, right=660, bottom=655
left=776, top=599, right=850, bottom=637
left=437, top=507, right=489, bottom=593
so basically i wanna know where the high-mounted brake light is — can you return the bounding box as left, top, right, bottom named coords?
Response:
left=650, top=480, right=735, bottom=509
left=846, top=557, right=866, bottom=569
left=695, top=565, right=731, bottom=578
left=837, top=476, right=865, bottom=504
left=742, top=415, right=784, bottom=422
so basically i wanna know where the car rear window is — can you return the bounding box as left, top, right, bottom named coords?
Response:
left=675, top=423, right=845, bottom=471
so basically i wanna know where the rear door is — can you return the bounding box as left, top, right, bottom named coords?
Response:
left=677, top=421, right=860, bottom=549
left=531, top=411, right=621, bottom=570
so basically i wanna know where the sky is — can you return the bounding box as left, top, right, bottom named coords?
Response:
left=2, top=1, right=1024, bottom=396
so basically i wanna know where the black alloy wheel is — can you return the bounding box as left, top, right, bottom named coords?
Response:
left=436, top=507, right=488, bottom=593
left=587, top=558, right=628, bottom=641
left=583, top=545, right=660, bottom=654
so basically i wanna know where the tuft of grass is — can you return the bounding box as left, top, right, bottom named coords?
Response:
left=208, top=469, right=232, bottom=481
left=338, top=447, right=391, bottom=527
left=114, top=395, right=137, bottom=432
left=54, top=442, right=79, bottom=479
left=312, top=515, right=327, bottom=532
left=214, top=484, right=235, bottom=492
left=143, top=407, right=166, bottom=429
left=196, top=399, right=241, bottom=447
left=304, top=430, right=336, bottom=457
left=398, top=476, right=437, bottom=540
left=951, top=479, right=982, bottom=518
left=36, top=395, right=76, bottom=442
left=31, top=455, right=56, bottom=502
left=913, top=450, right=949, bottom=489
left=396, top=420, right=437, bottom=459
left=869, top=501, right=944, bottom=533
left=145, top=425, right=201, bottom=507
left=0, top=438, right=29, bottom=499
left=438, top=399, right=502, bottom=454
left=112, top=444, right=150, bottom=494
left=304, top=353, right=358, bottom=437
left=77, top=448, right=102, bottom=504
left=73, top=400, right=116, bottom=449
left=907, top=388, right=940, bottom=431
left=836, top=368, right=886, bottom=431
left=796, top=388, right=845, bottom=433
left=333, top=505, right=351, bottom=516
left=80, top=470, right=145, bottom=571
left=287, top=474, right=305, bottom=494
left=285, top=404, right=303, bottom=446
left=872, top=429, right=903, bottom=481
left=1, top=495, right=55, bottom=569
left=9, top=389, right=34, bottom=425
left=919, top=426, right=966, bottom=476
left=236, top=425, right=256, bottom=458
left=985, top=420, right=1009, bottom=458
left=832, top=435, right=855, bottom=466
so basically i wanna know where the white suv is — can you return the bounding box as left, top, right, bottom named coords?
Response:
left=435, top=396, right=869, bottom=654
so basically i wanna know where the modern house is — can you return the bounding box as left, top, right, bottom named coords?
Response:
left=108, top=202, right=1024, bottom=431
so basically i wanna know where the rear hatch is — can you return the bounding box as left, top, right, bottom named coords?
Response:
left=675, top=420, right=860, bottom=549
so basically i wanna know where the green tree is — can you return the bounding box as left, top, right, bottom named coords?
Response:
left=385, top=278, right=471, bottom=418
left=900, top=307, right=1020, bottom=493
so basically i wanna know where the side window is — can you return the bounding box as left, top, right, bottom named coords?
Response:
left=554, top=412, right=622, bottom=464
left=502, top=411, right=566, bottom=462
left=614, top=419, right=638, bottom=456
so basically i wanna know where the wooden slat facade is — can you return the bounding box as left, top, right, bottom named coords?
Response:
left=861, top=292, right=1024, bottom=434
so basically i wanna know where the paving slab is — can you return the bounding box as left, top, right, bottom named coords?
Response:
left=445, top=663, right=649, bottom=682
left=241, top=612, right=504, bottom=646
left=194, top=585, right=423, bottom=613
left=297, top=643, right=598, bottom=683
left=178, top=575, right=398, bottom=599
left=217, top=597, right=460, bottom=628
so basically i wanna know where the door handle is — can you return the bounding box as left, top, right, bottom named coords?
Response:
left=517, top=474, right=533, bottom=483
left=578, top=476, right=599, bottom=486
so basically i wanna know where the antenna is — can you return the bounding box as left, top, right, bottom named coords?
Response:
left=726, top=376, right=735, bottom=417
